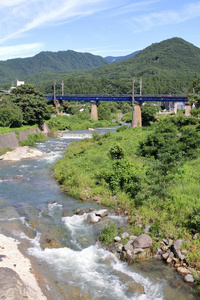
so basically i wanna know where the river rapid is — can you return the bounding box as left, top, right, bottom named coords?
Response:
left=0, top=128, right=199, bottom=300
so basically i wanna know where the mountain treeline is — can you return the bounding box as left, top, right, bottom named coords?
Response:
left=0, top=50, right=108, bottom=85
left=26, top=37, right=200, bottom=95
left=1, top=37, right=200, bottom=95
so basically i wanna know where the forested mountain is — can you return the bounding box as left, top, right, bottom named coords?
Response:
left=0, top=50, right=109, bottom=85
left=105, top=50, right=141, bottom=63
left=26, top=37, right=200, bottom=95
left=1, top=37, right=200, bottom=95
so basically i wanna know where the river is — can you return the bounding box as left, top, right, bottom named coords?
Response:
left=0, top=128, right=199, bottom=300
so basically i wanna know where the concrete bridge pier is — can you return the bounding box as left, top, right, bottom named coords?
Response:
left=132, top=102, right=142, bottom=127
left=91, top=101, right=98, bottom=120
left=185, top=102, right=192, bottom=116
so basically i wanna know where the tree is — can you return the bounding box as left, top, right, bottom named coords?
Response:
left=10, top=84, right=51, bottom=127
left=0, top=107, right=23, bottom=127
left=141, top=103, right=157, bottom=126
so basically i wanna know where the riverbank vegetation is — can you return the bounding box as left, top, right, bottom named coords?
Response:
left=53, top=115, right=200, bottom=276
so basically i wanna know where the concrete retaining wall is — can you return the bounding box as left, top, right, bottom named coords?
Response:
left=0, top=132, right=19, bottom=149
left=19, top=128, right=41, bottom=141
left=0, top=124, right=55, bottom=149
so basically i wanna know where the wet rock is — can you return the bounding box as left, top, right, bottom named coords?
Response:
left=162, top=252, right=169, bottom=260
left=120, top=251, right=126, bottom=261
left=126, top=250, right=133, bottom=264
left=87, top=213, right=101, bottom=223
left=127, top=282, right=145, bottom=295
left=184, top=274, right=194, bottom=283
left=133, top=234, right=152, bottom=248
left=124, top=241, right=134, bottom=252
left=41, top=237, right=61, bottom=249
left=95, top=209, right=109, bottom=217
left=116, top=243, right=123, bottom=252
left=114, top=236, right=121, bottom=242
left=166, top=252, right=174, bottom=264
left=177, top=267, right=191, bottom=276
left=154, top=253, right=162, bottom=260
left=133, top=248, right=144, bottom=255
left=0, top=267, right=28, bottom=299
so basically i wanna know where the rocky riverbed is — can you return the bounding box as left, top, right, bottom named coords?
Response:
left=0, top=146, right=45, bottom=161
left=0, top=233, right=46, bottom=299
left=85, top=207, right=198, bottom=289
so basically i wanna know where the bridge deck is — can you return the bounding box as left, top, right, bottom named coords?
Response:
left=46, top=94, right=188, bottom=102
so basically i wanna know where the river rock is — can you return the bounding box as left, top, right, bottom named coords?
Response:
left=133, top=234, right=152, bottom=248
left=127, top=282, right=145, bottom=295
left=184, top=274, right=194, bottom=283
left=87, top=212, right=101, bottom=223
left=166, top=252, right=174, bottom=264
left=144, top=225, right=151, bottom=233
left=0, top=267, right=28, bottom=299
left=172, top=240, right=186, bottom=260
left=133, top=248, right=144, bottom=255
left=0, top=146, right=44, bottom=161
left=122, top=232, right=129, bottom=239
left=124, top=241, right=134, bottom=252
left=95, top=209, right=109, bottom=217
left=114, top=236, right=122, bottom=242
left=126, top=250, right=133, bottom=263
left=177, top=267, right=191, bottom=276
left=162, top=252, right=169, bottom=260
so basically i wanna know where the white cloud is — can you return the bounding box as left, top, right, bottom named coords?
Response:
left=110, top=0, right=160, bottom=16
left=0, top=43, right=43, bottom=61
left=0, top=0, right=106, bottom=44
left=131, top=1, right=200, bottom=31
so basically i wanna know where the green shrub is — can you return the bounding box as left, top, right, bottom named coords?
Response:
left=108, top=144, right=125, bottom=160
left=0, top=107, right=23, bottom=128
left=20, top=133, right=48, bottom=146
left=99, top=223, right=118, bottom=245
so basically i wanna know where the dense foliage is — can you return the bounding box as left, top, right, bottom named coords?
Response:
left=46, top=113, right=119, bottom=131
left=53, top=115, right=200, bottom=272
left=0, top=85, right=54, bottom=127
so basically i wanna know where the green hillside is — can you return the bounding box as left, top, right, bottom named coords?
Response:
left=25, top=37, right=200, bottom=95
left=2, top=37, right=200, bottom=94
left=0, top=50, right=109, bottom=86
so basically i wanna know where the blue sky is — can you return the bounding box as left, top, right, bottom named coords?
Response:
left=0, top=0, right=200, bottom=61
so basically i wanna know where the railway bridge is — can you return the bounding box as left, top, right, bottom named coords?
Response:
left=46, top=93, right=190, bottom=127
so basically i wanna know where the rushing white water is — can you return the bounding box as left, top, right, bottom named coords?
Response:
left=28, top=209, right=164, bottom=300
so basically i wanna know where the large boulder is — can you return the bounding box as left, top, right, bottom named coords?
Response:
left=0, top=267, right=28, bottom=299
left=87, top=213, right=101, bottom=223
left=95, top=209, right=109, bottom=217
left=133, top=234, right=152, bottom=248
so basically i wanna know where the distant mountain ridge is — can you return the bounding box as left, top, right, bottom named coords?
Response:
left=25, top=37, right=200, bottom=95
left=1, top=37, right=200, bottom=95
left=0, top=50, right=109, bottom=85
left=105, top=50, right=141, bottom=63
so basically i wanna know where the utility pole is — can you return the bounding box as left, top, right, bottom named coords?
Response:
left=132, top=77, right=135, bottom=106
left=140, top=77, right=142, bottom=95
left=54, top=79, right=56, bottom=101
left=61, top=80, right=64, bottom=96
